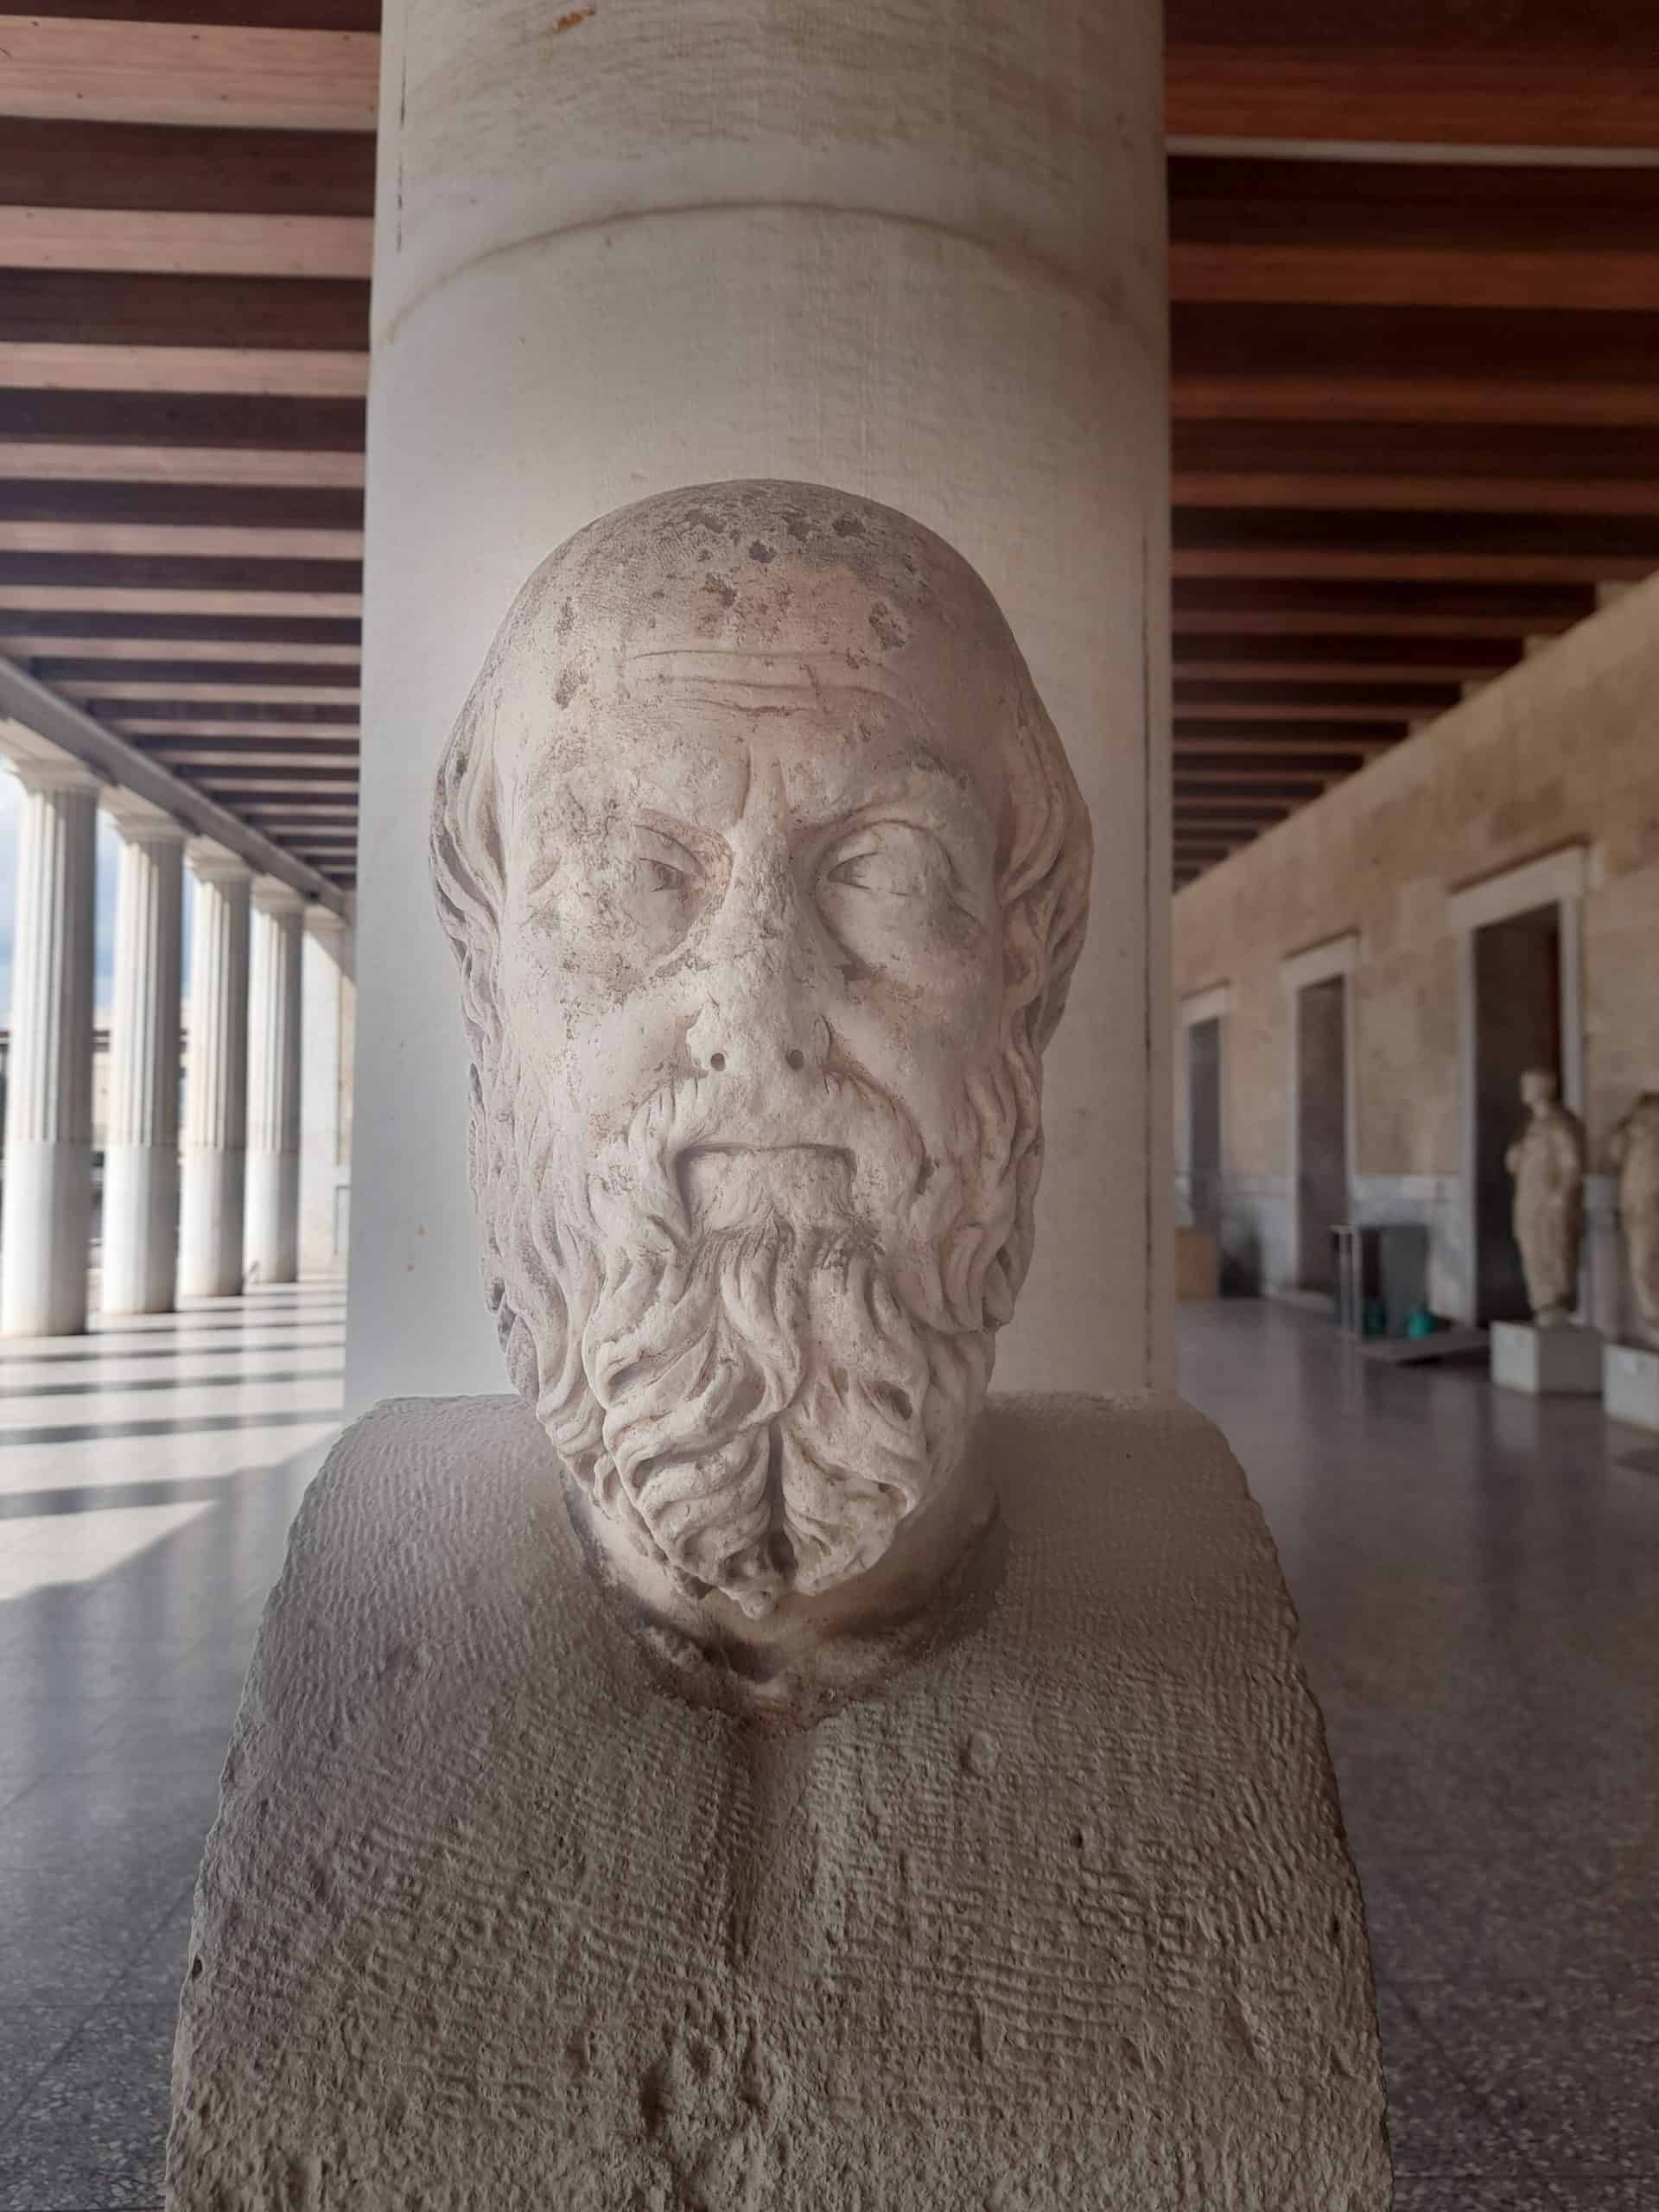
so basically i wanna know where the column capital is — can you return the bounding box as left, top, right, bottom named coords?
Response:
left=187, top=836, right=254, bottom=886
left=304, top=903, right=350, bottom=944
left=7, top=751, right=102, bottom=799
left=103, top=785, right=187, bottom=843
left=253, top=877, right=309, bottom=918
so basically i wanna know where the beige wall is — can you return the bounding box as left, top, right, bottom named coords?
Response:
left=1173, top=574, right=1659, bottom=1320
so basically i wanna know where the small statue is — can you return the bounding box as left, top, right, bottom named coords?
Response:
left=1611, top=1091, right=1659, bottom=1344
left=1505, top=1067, right=1586, bottom=1325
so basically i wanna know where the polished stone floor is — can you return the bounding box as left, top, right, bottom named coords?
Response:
left=0, top=1290, right=1654, bottom=2207
left=0, top=1281, right=345, bottom=2212
left=1177, top=1301, right=1659, bottom=2212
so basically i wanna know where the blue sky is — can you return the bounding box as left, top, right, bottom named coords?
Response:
left=0, top=771, right=193, bottom=1025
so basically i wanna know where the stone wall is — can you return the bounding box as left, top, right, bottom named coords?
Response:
left=1173, top=575, right=1659, bottom=1328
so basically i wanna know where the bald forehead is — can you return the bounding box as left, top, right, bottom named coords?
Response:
left=504, top=654, right=1007, bottom=851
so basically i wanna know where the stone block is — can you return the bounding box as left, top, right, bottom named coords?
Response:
left=1604, top=1340, right=1659, bottom=1432
left=1491, top=1319, right=1604, bottom=1395
left=166, top=1392, right=1389, bottom=2211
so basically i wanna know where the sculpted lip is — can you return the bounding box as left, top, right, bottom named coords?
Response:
left=675, top=1142, right=856, bottom=1228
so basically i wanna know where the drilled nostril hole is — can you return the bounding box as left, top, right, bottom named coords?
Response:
left=709, top=1052, right=726, bottom=1072
left=785, top=1048, right=805, bottom=1071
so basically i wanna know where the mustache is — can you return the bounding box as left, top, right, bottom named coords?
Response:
left=586, top=1062, right=931, bottom=1250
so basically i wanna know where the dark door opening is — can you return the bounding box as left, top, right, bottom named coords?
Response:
left=1187, top=1015, right=1222, bottom=1234
left=1297, top=976, right=1348, bottom=1294
left=1472, top=902, right=1562, bottom=1325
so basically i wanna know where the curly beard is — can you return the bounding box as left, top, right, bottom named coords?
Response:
left=474, top=1045, right=1036, bottom=1618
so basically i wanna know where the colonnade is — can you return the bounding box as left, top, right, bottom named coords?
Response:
left=0, top=753, right=352, bottom=1337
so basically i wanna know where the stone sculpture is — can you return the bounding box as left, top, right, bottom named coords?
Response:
left=1611, top=1091, right=1659, bottom=1344
left=167, top=482, right=1387, bottom=2210
left=1505, top=1066, right=1586, bottom=1325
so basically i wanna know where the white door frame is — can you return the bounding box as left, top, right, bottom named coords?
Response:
left=1281, top=932, right=1359, bottom=1292
left=1177, top=982, right=1232, bottom=1210
left=1446, top=843, right=1587, bottom=1325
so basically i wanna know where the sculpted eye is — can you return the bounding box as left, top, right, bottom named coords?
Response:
left=639, top=855, right=689, bottom=893
left=822, top=827, right=934, bottom=899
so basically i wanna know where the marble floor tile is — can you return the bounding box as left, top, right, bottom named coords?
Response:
left=0, top=2004, right=179, bottom=2209
left=1406, top=1977, right=1659, bottom=2175
left=1373, top=1986, right=1526, bottom=2178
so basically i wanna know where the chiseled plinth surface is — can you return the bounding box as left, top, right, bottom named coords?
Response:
left=167, top=1391, right=1387, bottom=2210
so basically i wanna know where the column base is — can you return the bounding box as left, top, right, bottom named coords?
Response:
left=180, top=1145, right=246, bottom=1300
left=1605, top=1341, right=1659, bottom=1432
left=1, top=1141, right=92, bottom=1336
left=1491, top=1319, right=1603, bottom=1395
left=100, top=1144, right=180, bottom=1316
left=245, top=1150, right=300, bottom=1286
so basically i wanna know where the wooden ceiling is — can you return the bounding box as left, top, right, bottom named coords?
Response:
left=2, top=2, right=1656, bottom=898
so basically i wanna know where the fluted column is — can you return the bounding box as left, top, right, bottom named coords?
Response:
left=179, top=841, right=252, bottom=1300
left=245, top=880, right=305, bottom=1285
left=299, top=907, right=353, bottom=1276
left=100, top=797, right=186, bottom=1316
left=0, top=754, right=100, bottom=1336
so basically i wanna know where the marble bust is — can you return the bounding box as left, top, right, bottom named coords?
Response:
left=1611, top=1091, right=1659, bottom=1344
left=430, top=478, right=1090, bottom=1700
left=1506, top=1066, right=1586, bottom=1325
left=167, top=484, right=1387, bottom=2211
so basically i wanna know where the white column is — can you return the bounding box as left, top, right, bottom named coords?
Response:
left=179, top=841, right=251, bottom=1300
left=350, top=0, right=1167, bottom=1409
left=300, top=908, right=353, bottom=1277
left=100, top=797, right=186, bottom=1316
left=245, top=880, right=305, bottom=1285
left=0, top=754, right=99, bottom=1336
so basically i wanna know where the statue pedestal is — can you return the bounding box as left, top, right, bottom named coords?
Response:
left=1605, top=1341, right=1659, bottom=1432
left=166, top=1392, right=1389, bottom=2211
left=1491, top=1319, right=1604, bottom=1395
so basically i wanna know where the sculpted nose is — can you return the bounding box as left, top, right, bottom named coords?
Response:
left=686, top=987, right=828, bottom=1082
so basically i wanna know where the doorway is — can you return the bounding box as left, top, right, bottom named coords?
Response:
left=1471, top=901, right=1562, bottom=1325
left=1296, top=974, right=1350, bottom=1294
left=1186, top=1015, right=1222, bottom=1234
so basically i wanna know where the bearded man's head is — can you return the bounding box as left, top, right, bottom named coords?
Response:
left=431, top=481, right=1091, bottom=1621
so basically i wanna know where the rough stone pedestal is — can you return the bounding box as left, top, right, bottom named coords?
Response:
left=1604, top=1342, right=1659, bottom=1432
left=167, top=1394, right=1389, bottom=2211
left=1491, top=1319, right=1604, bottom=1395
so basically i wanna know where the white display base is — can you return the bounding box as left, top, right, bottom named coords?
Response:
left=1491, top=1319, right=1604, bottom=1396
left=1604, top=1341, right=1659, bottom=1432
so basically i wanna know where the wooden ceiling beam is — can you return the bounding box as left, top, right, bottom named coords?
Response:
left=95, top=695, right=355, bottom=723
left=1, top=633, right=359, bottom=664
left=1174, top=505, right=1659, bottom=585
left=1173, top=578, right=1595, bottom=637
left=40, top=658, right=356, bottom=689
left=1174, top=641, right=1522, bottom=682
left=0, top=607, right=359, bottom=645
left=1174, top=748, right=1370, bottom=777
left=145, top=741, right=358, bottom=765
left=59, top=679, right=359, bottom=705
left=0, top=346, right=367, bottom=397
left=0, top=444, right=364, bottom=486
left=0, top=551, right=360, bottom=595
left=1175, top=474, right=1659, bottom=517
left=1173, top=721, right=1402, bottom=750
left=0, top=16, right=379, bottom=131
left=0, top=271, right=369, bottom=354
left=1174, top=677, right=1461, bottom=715
left=1165, top=45, right=1659, bottom=151
left=0, top=210, right=373, bottom=279
left=0, top=584, right=362, bottom=616
left=0, top=118, right=375, bottom=217
left=0, top=390, right=365, bottom=450
left=113, top=717, right=357, bottom=740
